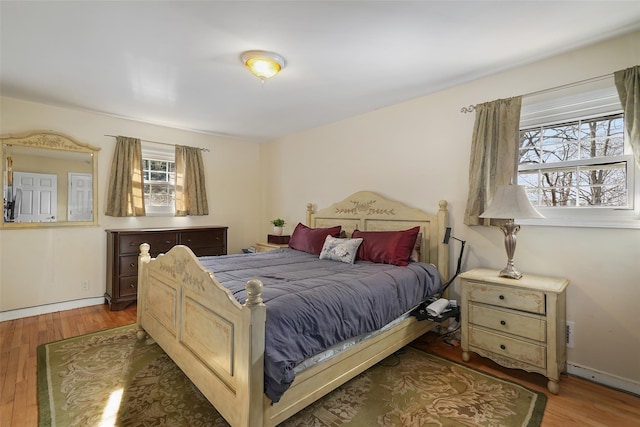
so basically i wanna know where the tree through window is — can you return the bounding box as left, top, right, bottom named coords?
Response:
left=518, top=113, right=631, bottom=208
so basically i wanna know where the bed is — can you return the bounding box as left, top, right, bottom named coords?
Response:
left=136, top=191, right=450, bottom=427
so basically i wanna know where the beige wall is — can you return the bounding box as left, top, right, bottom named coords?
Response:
left=259, top=32, right=640, bottom=386
left=0, top=97, right=261, bottom=312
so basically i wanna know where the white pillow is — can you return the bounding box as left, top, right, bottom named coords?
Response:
left=319, top=236, right=363, bottom=264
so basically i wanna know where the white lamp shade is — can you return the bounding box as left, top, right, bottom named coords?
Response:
left=479, top=185, right=544, bottom=220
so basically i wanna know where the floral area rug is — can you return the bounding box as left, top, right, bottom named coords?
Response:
left=38, top=324, right=546, bottom=426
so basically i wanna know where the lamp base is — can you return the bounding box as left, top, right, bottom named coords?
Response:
left=499, top=263, right=522, bottom=280
left=499, top=221, right=523, bottom=280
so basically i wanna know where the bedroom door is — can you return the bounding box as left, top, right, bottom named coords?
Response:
left=68, top=172, right=93, bottom=221
left=12, top=171, right=58, bottom=222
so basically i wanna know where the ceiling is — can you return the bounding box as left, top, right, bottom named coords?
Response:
left=1, top=1, right=639, bottom=143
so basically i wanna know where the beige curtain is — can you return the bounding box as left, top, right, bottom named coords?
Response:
left=105, top=136, right=145, bottom=216
left=175, top=145, right=209, bottom=216
left=614, top=65, right=640, bottom=168
left=464, top=96, right=522, bottom=226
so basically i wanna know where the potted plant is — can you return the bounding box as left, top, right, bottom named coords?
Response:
left=271, top=218, right=286, bottom=236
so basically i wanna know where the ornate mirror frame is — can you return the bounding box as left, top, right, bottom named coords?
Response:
left=1, top=130, right=101, bottom=229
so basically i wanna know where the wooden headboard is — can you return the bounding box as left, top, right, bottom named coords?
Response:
left=306, top=191, right=449, bottom=280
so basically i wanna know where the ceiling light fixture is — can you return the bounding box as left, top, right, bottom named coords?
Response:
left=241, top=50, right=285, bottom=82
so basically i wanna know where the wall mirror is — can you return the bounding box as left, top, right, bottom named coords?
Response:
left=1, top=131, right=100, bottom=228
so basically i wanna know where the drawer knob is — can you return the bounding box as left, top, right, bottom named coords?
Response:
left=500, top=344, right=506, bottom=350
left=130, top=262, right=136, bottom=268
left=129, top=242, right=136, bottom=246
left=165, top=240, right=171, bottom=244
left=500, top=320, right=506, bottom=326
left=129, top=283, right=135, bottom=288
left=499, top=295, right=505, bottom=300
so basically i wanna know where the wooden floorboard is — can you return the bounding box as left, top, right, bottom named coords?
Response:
left=0, top=304, right=638, bottom=426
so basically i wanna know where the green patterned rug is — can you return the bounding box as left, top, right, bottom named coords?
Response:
left=38, top=325, right=546, bottom=426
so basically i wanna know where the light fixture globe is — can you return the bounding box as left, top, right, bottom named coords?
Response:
left=241, top=50, right=285, bottom=81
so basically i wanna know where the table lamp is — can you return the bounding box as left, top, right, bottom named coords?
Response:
left=479, top=184, right=544, bottom=279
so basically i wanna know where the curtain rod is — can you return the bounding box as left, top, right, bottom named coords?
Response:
left=104, top=134, right=210, bottom=152
left=460, top=72, right=613, bottom=113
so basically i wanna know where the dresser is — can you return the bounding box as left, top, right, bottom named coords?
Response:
left=460, top=268, right=569, bottom=394
left=105, top=226, right=228, bottom=310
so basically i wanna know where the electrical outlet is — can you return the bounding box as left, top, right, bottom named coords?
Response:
left=566, top=321, right=575, bottom=348
left=81, top=280, right=90, bottom=291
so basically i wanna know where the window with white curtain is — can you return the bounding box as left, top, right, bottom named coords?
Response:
left=141, top=142, right=175, bottom=216
left=517, top=80, right=639, bottom=228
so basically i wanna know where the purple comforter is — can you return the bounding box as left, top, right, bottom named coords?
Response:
left=198, top=248, right=442, bottom=402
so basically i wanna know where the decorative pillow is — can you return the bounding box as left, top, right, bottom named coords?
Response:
left=410, top=232, right=423, bottom=262
left=319, top=236, right=363, bottom=264
left=352, top=226, right=421, bottom=266
left=288, top=223, right=342, bottom=255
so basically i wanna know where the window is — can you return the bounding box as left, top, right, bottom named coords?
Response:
left=517, top=82, right=639, bottom=228
left=141, top=144, right=175, bottom=216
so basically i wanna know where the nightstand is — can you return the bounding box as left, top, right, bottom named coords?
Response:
left=255, top=242, right=289, bottom=252
left=459, top=268, right=569, bottom=394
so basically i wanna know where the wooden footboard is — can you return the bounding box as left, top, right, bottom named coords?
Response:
left=136, top=243, right=267, bottom=427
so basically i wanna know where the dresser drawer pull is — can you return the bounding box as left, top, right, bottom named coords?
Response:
left=500, top=320, right=506, bottom=325
left=500, top=344, right=506, bottom=350
left=186, top=238, right=192, bottom=243
left=129, top=242, right=136, bottom=246
left=499, top=295, right=505, bottom=300
left=129, top=283, right=135, bottom=288
left=129, top=262, right=135, bottom=268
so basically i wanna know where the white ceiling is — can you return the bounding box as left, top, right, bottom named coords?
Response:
left=2, top=1, right=639, bottom=143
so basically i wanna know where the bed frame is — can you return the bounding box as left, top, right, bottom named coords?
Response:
left=136, top=191, right=449, bottom=427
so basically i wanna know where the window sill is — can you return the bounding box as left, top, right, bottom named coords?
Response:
left=519, top=216, right=640, bottom=229
left=144, top=212, right=176, bottom=217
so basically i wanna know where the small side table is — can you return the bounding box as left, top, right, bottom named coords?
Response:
left=255, top=242, right=289, bottom=252
left=460, top=268, right=569, bottom=394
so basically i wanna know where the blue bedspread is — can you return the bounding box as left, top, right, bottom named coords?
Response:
left=198, top=248, right=442, bottom=402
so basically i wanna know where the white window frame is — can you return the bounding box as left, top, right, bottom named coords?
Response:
left=517, top=82, right=640, bottom=229
left=141, top=142, right=175, bottom=216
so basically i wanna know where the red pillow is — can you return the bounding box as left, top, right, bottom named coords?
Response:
left=288, top=223, right=342, bottom=255
left=352, top=226, right=420, bottom=266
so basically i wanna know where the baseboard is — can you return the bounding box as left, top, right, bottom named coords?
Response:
left=568, top=362, right=640, bottom=396
left=0, top=297, right=105, bottom=322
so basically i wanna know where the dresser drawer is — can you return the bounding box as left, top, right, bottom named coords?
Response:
left=119, top=255, right=139, bottom=276
left=118, top=276, right=138, bottom=297
left=469, top=303, right=546, bottom=341
left=180, top=229, right=225, bottom=249
left=469, top=326, right=546, bottom=369
left=190, top=246, right=225, bottom=257
left=119, top=232, right=177, bottom=255
left=466, top=281, right=545, bottom=314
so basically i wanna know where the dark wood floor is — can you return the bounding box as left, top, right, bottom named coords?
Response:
left=1, top=303, right=638, bottom=426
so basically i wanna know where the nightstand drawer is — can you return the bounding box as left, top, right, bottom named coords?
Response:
left=469, top=304, right=546, bottom=341
left=466, top=281, right=545, bottom=314
left=469, top=326, right=546, bottom=369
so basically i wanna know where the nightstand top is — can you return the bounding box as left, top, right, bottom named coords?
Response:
left=460, top=268, right=569, bottom=293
